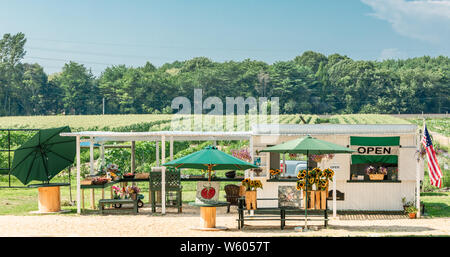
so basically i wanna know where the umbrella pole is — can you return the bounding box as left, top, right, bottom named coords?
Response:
left=208, top=165, right=212, bottom=182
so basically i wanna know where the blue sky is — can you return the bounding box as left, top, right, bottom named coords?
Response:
left=1, top=0, right=449, bottom=75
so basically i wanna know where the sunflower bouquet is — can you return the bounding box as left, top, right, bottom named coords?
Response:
left=242, top=178, right=263, bottom=191
left=296, top=167, right=335, bottom=191
left=269, top=169, right=281, bottom=178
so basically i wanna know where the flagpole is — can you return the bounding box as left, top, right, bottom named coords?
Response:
left=416, top=120, right=424, bottom=218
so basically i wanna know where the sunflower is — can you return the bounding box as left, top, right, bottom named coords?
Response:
left=297, top=170, right=306, bottom=179
left=254, top=180, right=263, bottom=189
left=323, top=168, right=334, bottom=178
left=296, top=180, right=305, bottom=190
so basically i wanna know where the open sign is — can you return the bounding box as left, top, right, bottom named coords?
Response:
left=351, top=145, right=399, bottom=155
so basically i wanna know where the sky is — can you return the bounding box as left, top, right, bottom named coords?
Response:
left=1, top=0, right=449, bottom=76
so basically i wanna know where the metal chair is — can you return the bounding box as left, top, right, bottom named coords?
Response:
left=224, top=184, right=241, bottom=213
left=149, top=167, right=183, bottom=213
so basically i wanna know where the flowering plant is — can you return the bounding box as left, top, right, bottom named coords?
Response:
left=365, top=165, right=377, bottom=175
left=242, top=178, right=263, bottom=191
left=128, top=185, right=141, bottom=194
left=309, top=154, right=335, bottom=163
left=269, top=169, right=281, bottom=178
left=378, top=166, right=388, bottom=175
left=296, top=167, right=334, bottom=191
left=231, top=148, right=252, bottom=162
left=112, top=186, right=121, bottom=199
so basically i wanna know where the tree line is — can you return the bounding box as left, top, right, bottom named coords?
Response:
left=0, top=32, right=448, bottom=116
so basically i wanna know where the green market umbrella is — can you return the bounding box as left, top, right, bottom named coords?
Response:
left=259, top=135, right=355, bottom=155
left=259, top=135, right=355, bottom=230
left=11, top=126, right=76, bottom=185
left=163, top=145, right=258, bottom=181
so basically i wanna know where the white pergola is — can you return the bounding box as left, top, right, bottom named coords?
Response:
left=60, top=131, right=253, bottom=214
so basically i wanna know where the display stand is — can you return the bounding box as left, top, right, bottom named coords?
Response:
left=189, top=201, right=229, bottom=231
left=28, top=183, right=70, bottom=213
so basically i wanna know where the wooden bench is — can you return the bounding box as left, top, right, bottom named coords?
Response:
left=98, top=199, right=138, bottom=214
left=237, top=198, right=328, bottom=230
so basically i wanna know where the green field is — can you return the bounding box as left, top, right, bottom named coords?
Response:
left=0, top=114, right=448, bottom=216
left=0, top=113, right=415, bottom=131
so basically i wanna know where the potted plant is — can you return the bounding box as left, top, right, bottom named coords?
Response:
left=269, top=169, right=281, bottom=179
left=241, top=178, right=263, bottom=210
left=365, top=165, right=386, bottom=180
left=112, top=186, right=121, bottom=199
left=390, top=168, right=398, bottom=181
left=405, top=205, right=418, bottom=219
left=252, top=168, right=263, bottom=177
left=128, top=185, right=141, bottom=200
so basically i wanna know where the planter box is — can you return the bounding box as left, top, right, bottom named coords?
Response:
left=304, top=189, right=327, bottom=210
left=135, top=173, right=149, bottom=179
left=245, top=190, right=257, bottom=210
left=369, top=174, right=384, bottom=180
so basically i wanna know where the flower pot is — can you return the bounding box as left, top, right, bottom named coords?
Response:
left=369, top=174, right=384, bottom=180
left=408, top=212, right=416, bottom=219
left=225, top=171, right=236, bottom=178
left=245, top=190, right=257, bottom=210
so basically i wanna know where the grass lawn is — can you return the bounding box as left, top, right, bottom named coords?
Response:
left=0, top=175, right=241, bottom=215
left=420, top=192, right=450, bottom=218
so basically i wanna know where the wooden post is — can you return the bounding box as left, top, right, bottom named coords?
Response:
left=76, top=136, right=81, bottom=214
left=101, top=144, right=106, bottom=167
left=416, top=125, right=422, bottom=218
left=156, top=141, right=160, bottom=166
left=310, top=191, right=315, bottom=210
left=89, top=137, right=95, bottom=176
left=161, top=135, right=166, bottom=215
left=81, top=189, right=85, bottom=210
left=333, top=174, right=337, bottom=217
left=131, top=141, right=136, bottom=174
left=90, top=189, right=95, bottom=209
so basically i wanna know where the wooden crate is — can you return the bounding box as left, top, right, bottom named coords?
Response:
left=304, top=189, right=327, bottom=210
left=245, top=190, right=257, bottom=210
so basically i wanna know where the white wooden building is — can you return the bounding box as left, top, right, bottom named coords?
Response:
left=251, top=124, right=424, bottom=213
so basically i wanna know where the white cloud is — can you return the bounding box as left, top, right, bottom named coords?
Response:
left=361, top=0, right=450, bottom=44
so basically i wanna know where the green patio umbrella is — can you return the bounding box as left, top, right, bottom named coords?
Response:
left=163, top=145, right=258, bottom=181
left=11, top=126, right=76, bottom=185
left=259, top=135, right=355, bottom=155
left=259, top=135, right=355, bottom=230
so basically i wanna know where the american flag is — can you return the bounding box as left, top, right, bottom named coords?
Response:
left=422, top=124, right=443, bottom=188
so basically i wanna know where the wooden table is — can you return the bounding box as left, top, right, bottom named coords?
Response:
left=28, top=183, right=70, bottom=213
left=189, top=201, right=229, bottom=231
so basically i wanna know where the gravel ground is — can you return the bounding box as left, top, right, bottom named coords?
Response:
left=0, top=205, right=449, bottom=237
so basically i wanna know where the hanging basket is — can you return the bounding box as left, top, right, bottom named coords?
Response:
left=369, top=174, right=384, bottom=180
left=245, top=190, right=257, bottom=210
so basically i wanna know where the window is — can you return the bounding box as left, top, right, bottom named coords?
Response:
left=349, top=136, right=400, bottom=181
